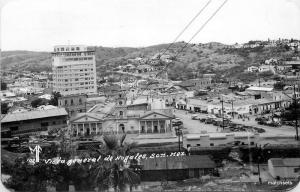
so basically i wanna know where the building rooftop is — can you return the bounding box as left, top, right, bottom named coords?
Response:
left=70, top=112, right=105, bottom=122
left=246, top=86, right=274, bottom=92
left=269, top=158, right=300, bottom=167
left=1, top=108, right=68, bottom=123
left=186, top=132, right=258, bottom=140
left=141, top=155, right=216, bottom=170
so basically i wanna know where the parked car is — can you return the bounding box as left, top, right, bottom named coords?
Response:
left=191, top=114, right=200, bottom=120
left=205, top=118, right=214, bottom=124
left=172, top=118, right=183, bottom=126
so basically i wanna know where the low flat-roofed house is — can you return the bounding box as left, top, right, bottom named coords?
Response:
left=246, top=86, right=274, bottom=92
left=140, top=155, right=216, bottom=181
left=176, top=78, right=212, bottom=91
left=136, top=64, right=153, bottom=73
left=247, top=66, right=259, bottom=72
left=268, top=158, right=300, bottom=179
left=285, top=60, right=300, bottom=69
left=1, top=108, right=68, bottom=137
left=183, top=132, right=259, bottom=148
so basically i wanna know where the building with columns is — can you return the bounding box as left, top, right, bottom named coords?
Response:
left=70, top=113, right=104, bottom=136
left=69, top=93, right=175, bottom=137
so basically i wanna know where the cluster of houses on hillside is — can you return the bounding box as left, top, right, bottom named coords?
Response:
left=2, top=44, right=300, bottom=188
left=231, top=38, right=300, bottom=50
left=247, top=57, right=300, bottom=80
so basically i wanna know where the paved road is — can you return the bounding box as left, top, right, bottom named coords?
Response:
left=173, top=109, right=300, bottom=145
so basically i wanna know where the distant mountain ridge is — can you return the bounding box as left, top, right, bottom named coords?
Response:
left=1, top=41, right=296, bottom=80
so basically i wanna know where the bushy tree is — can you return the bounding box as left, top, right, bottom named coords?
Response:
left=273, top=82, right=286, bottom=90
left=1, top=102, right=9, bottom=114
left=1, top=82, right=7, bottom=90
left=281, top=102, right=300, bottom=121
left=92, top=134, right=140, bottom=191
left=31, top=98, right=47, bottom=108
left=49, top=92, right=61, bottom=106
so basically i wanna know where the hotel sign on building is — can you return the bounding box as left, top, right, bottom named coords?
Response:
left=52, top=45, right=97, bottom=96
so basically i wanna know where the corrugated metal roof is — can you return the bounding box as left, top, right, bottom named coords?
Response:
left=1, top=108, right=68, bottom=123
left=270, top=158, right=300, bottom=167
left=141, top=155, right=216, bottom=170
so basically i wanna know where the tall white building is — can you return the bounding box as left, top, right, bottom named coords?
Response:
left=52, top=45, right=97, bottom=96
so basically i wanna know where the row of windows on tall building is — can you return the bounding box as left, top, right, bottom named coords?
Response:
left=54, top=73, right=94, bottom=78
left=52, top=52, right=94, bottom=56
left=55, top=68, right=94, bottom=72
left=57, top=87, right=95, bottom=92
left=64, top=57, right=93, bottom=61
left=57, top=64, right=94, bottom=69
left=56, top=78, right=94, bottom=82
left=56, top=47, right=80, bottom=52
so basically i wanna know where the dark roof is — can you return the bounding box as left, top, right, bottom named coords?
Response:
left=141, top=155, right=216, bottom=170
left=140, top=110, right=174, bottom=119
left=1, top=108, right=68, bottom=123
left=269, top=158, right=300, bottom=167
left=70, top=112, right=105, bottom=122
left=176, top=78, right=211, bottom=88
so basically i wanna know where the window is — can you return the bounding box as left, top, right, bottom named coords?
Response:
left=52, top=121, right=56, bottom=125
left=119, top=111, right=123, bottom=116
left=71, top=99, right=74, bottom=105
left=10, top=126, right=18, bottom=131
left=119, top=101, right=123, bottom=105
left=210, top=143, right=214, bottom=146
left=41, top=122, right=49, bottom=127
left=79, top=98, right=82, bottom=104
left=65, top=100, right=68, bottom=105
left=294, top=168, right=300, bottom=173
left=76, top=47, right=80, bottom=50
left=61, top=48, right=64, bottom=51
left=197, top=144, right=201, bottom=146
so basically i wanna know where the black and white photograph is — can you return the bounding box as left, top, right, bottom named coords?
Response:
left=1, top=0, right=300, bottom=191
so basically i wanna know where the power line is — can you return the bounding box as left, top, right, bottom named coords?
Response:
left=136, top=0, right=228, bottom=98
left=156, top=0, right=228, bottom=78
left=159, top=0, right=212, bottom=58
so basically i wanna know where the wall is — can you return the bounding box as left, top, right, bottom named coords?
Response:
left=184, top=134, right=258, bottom=148
left=2, top=116, right=68, bottom=136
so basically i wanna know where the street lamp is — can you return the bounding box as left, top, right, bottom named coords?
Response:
left=175, top=126, right=183, bottom=152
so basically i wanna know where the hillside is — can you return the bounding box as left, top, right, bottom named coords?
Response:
left=1, top=42, right=298, bottom=80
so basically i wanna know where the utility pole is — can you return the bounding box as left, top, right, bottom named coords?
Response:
left=282, top=83, right=299, bottom=140
left=231, top=100, right=234, bottom=119
left=293, top=84, right=299, bottom=140
left=221, top=99, right=225, bottom=130
left=257, top=145, right=262, bottom=184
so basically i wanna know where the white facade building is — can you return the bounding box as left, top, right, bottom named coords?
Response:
left=52, top=45, right=97, bottom=96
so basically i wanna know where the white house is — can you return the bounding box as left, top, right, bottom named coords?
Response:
left=184, top=132, right=259, bottom=148
left=268, top=158, right=300, bottom=179
left=258, top=65, right=275, bottom=73
left=247, top=66, right=259, bottom=72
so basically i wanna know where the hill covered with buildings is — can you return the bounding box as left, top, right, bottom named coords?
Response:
left=1, top=39, right=299, bottom=81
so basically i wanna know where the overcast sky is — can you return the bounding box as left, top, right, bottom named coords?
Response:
left=1, top=0, right=300, bottom=51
